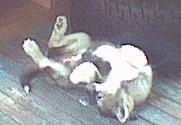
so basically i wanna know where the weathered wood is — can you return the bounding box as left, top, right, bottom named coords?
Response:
left=158, top=76, right=181, bottom=89
left=148, top=93, right=181, bottom=120
left=0, top=110, right=19, bottom=125
left=153, top=78, right=181, bottom=104
left=0, top=70, right=83, bottom=125
left=0, top=90, right=50, bottom=125
left=138, top=105, right=181, bottom=125
left=30, top=76, right=117, bottom=125
left=31, top=75, right=152, bottom=125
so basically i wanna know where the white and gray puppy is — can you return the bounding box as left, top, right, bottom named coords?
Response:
left=92, top=44, right=152, bottom=123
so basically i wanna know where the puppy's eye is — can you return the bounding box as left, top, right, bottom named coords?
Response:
left=96, top=95, right=102, bottom=100
left=96, top=92, right=105, bottom=101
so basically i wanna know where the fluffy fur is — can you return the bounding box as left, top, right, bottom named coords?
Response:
left=119, top=44, right=148, bottom=69
left=92, top=44, right=152, bottom=123
left=97, top=65, right=152, bottom=123
left=69, top=62, right=103, bottom=84
left=92, top=44, right=144, bottom=95
left=93, top=45, right=141, bottom=82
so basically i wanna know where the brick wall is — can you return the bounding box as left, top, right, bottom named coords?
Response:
left=71, top=0, right=180, bottom=37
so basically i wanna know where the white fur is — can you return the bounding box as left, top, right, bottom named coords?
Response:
left=92, top=45, right=138, bottom=94
left=93, top=44, right=149, bottom=94
left=69, top=62, right=102, bottom=84
left=93, top=44, right=139, bottom=80
left=119, top=45, right=148, bottom=68
left=24, top=85, right=30, bottom=94
left=93, top=45, right=120, bottom=64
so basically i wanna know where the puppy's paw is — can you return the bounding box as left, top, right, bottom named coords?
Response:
left=54, top=16, right=67, bottom=35
left=22, top=38, right=40, bottom=56
left=23, top=84, right=31, bottom=94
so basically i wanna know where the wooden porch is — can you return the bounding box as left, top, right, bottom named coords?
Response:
left=0, top=21, right=181, bottom=125
left=0, top=0, right=181, bottom=124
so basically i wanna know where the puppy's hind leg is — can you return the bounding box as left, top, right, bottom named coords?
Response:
left=48, top=16, right=68, bottom=48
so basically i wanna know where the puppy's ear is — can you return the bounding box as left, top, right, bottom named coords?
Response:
left=113, top=107, right=124, bottom=121
left=114, top=104, right=129, bottom=123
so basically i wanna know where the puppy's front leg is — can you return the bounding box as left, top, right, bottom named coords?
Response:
left=22, top=39, right=70, bottom=77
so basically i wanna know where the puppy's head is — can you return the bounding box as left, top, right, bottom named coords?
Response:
left=96, top=92, right=116, bottom=115
left=96, top=88, right=131, bottom=123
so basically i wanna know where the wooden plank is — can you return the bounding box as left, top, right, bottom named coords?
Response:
left=138, top=104, right=181, bottom=125
left=0, top=110, right=19, bottom=125
left=0, top=91, right=50, bottom=125
left=152, top=79, right=181, bottom=104
left=158, top=76, right=181, bottom=89
left=0, top=70, right=51, bottom=125
left=30, top=77, right=114, bottom=125
left=148, top=93, right=181, bottom=120
left=0, top=70, right=83, bottom=125
left=30, top=74, right=152, bottom=125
